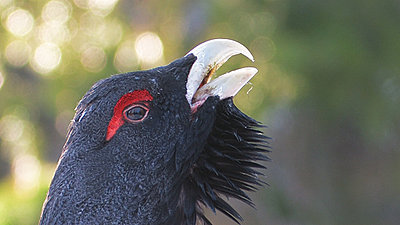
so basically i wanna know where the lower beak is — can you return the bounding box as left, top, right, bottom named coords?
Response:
left=185, top=39, right=258, bottom=109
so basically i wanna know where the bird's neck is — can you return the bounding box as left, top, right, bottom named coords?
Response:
left=40, top=144, right=183, bottom=224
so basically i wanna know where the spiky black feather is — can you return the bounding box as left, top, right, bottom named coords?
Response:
left=169, top=97, right=270, bottom=225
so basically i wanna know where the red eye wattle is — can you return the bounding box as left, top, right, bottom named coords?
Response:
left=123, top=104, right=149, bottom=122
left=106, top=90, right=153, bottom=141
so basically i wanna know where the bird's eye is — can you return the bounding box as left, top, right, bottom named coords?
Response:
left=123, top=104, right=149, bottom=123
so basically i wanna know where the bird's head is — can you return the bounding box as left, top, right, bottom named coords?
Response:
left=71, top=54, right=197, bottom=165
left=41, top=39, right=269, bottom=225
left=68, top=39, right=258, bottom=169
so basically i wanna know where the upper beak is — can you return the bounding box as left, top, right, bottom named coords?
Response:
left=185, top=39, right=258, bottom=109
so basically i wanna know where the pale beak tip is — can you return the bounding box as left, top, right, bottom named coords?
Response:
left=185, top=39, right=258, bottom=107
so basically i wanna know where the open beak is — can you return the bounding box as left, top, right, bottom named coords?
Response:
left=185, top=39, right=257, bottom=110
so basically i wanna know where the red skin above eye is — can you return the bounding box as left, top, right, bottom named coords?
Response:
left=106, top=90, right=153, bottom=141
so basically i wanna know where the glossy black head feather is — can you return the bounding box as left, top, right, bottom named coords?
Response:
left=40, top=52, right=270, bottom=225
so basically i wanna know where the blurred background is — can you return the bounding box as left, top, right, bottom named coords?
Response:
left=0, top=0, right=399, bottom=224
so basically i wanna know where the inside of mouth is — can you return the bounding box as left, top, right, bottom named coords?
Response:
left=191, top=67, right=216, bottom=104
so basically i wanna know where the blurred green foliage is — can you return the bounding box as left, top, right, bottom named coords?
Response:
left=0, top=0, right=399, bottom=224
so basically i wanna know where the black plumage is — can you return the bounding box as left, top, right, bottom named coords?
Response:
left=166, top=98, right=270, bottom=225
left=40, top=49, right=269, bottom=225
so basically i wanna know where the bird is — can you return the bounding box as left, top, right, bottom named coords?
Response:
left=39, top=39, right=270, bottom=225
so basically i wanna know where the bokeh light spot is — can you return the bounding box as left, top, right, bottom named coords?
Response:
left=89, top=0, right=118, bottom=10
left=5, top=40, right=31, bottom=67
left=13, top=154, right=41, bottom=192
left=6, top=9, right=34, bottom=37
left=88, top=0, right=119, bottom=16
left=80, top=46, right=107, bottom=72
left=250, top=36, right=276, bottom=62
left=78, top=11, right=104, bottom=35
left=0, top=0, right=13, bottom=7
left=38, top=22, right=70, bottom=44
left=0, top=115, right=24, bottom=142
left=32, top=43, right=62, bottom=74
left=114, top=39, right=138, bottom=72
left=42, top=0, right=71, bottom=24
left=135, top=32, right=164, bottom=66
left=78, top=12, right=122, bottom=48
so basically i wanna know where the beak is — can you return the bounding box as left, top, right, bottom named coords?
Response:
left=185, top=39, right=257, bottom=110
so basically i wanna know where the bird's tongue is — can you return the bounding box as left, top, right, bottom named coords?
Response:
left=185, top=39, right=258, bottom=111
